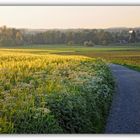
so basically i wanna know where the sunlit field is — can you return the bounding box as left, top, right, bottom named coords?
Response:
left=0, top=49, right=114, bottom=133
left=35, top=44, right=140, bottom=71
left=0, top=44, right=140, bottom=133
left=1, top=44, right=139, bottom=71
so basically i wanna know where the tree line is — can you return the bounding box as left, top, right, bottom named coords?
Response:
left=0, top=26, right=140, bottom=46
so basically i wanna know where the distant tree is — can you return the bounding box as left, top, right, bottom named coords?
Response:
left=16, top=31, right=23, bottom=45
left=102, top=40, right=108, bottom=45
left=0, top=26, right=24, bottom=46
left=84, top=41, right=95, bottom=47
left=0, top=26, right=140, bottom=47
left=129, top=30, right=136, bottom=43
left=67, top=41, right=74, bottom=46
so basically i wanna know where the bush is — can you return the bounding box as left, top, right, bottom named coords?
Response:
left=102, top=40, right=109, bottom=45
left=84, top=41, right=95, bottom=47
left=67, top=41, right=74, bottom=46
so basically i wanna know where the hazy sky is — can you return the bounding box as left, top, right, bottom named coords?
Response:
left=0, top=6, right=140, bottom=29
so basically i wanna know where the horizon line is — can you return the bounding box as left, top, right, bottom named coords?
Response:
left=0, top=25, right=139, bottom=30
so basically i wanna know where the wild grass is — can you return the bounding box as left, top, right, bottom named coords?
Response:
left=0, top=51, right=114, bottom=133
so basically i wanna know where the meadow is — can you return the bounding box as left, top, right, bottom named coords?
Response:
left=32, top=44, right=140, bottom=71
left=1, top=44, right=139, bottom=71
left=0, top=49, right=114, bottom=133
left=0, top=44, right=139, bottom=133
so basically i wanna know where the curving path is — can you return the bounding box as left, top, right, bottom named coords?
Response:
left=105, top=64, right=140, bottom=134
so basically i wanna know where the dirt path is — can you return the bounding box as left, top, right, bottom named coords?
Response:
left=105, top=64, right=140, bottom=134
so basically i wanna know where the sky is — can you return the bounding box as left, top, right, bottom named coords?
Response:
left=0, top=6, right=140, bottom=29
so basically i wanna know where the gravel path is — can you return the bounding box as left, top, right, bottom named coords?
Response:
left=105, top=64, right=140, bottom=134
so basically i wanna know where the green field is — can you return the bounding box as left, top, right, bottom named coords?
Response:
left=0, top=44, right=140, bottom=133
left=1, top=44, right=140, bottom=71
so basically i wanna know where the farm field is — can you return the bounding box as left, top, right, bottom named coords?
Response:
left=51, top=45, right=140, bottom=71
left=1, top=44, right=140, bottom=71
left=0, top=44, right=140, bottom=133
left=0, top=49, right=114, bottom=133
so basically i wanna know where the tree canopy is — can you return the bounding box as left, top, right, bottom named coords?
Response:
left=0, top=26, right=139, bottom=46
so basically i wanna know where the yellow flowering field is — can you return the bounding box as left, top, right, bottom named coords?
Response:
left=0, top=50, right=114, bottom=133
